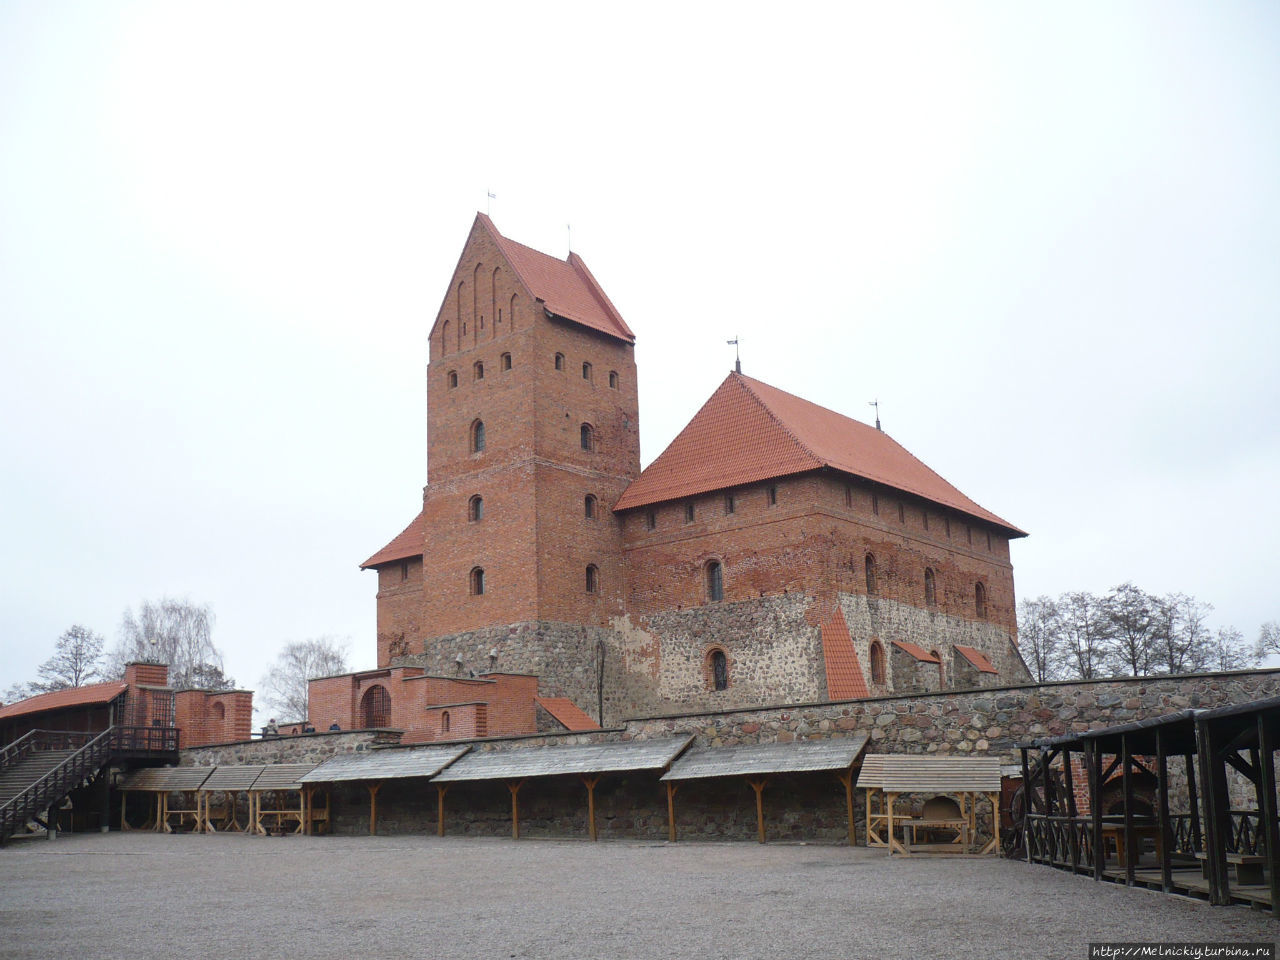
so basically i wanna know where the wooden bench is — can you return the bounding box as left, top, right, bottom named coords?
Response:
left=1196, top=852, right=1267, bottom=885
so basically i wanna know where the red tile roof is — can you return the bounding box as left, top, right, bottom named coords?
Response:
left=891, top=640, right=940, bottom=663
left=613, top=373, right=1024, bottom=536
left=820, top=610, right=870, bottom=700
left=477, top=214, right=635, bottom=344
left=954, top=645, right=999, bottom=674
left=0, top=681, right=128, bottom=720
left=360, top=509, right=425, bottom=569
left=534, top=696, right=601, bottom=732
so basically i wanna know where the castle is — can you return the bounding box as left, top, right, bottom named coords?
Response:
left=307, top=214, right=1029, bottom=740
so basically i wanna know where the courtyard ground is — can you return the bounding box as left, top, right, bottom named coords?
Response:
left=0, top=832, right=1274, bottom=960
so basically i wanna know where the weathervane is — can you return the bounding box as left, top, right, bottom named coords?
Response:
left=486, top=190, right=496, bottom=215
left=868, top=399, right=881, bottom=431
left=727, top=336, right=741, bottom=374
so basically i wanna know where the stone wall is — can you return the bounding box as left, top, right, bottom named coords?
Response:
left=179, top=729, right=401, bottom=767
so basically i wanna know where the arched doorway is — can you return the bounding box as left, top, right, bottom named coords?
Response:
left=360, top=685, right=391, bottom=728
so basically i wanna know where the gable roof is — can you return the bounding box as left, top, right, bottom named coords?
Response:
left=360, top=509, right=425, bottom=569
left=613, top=372, right=1024, bottom=535
left=534, top=696, right=602, bottom=732
left=475, top=214, right=634, bottom=344
left=820, top=610, right=870, bottom=700
left=954, top=645, right=999, bottom=674
left=891, top=640, right=940, bottom=663
left=0, top=681, right=128, bottom=720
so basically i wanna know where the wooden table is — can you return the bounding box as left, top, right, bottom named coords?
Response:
left=1101, top=824, right=1162, bottom=866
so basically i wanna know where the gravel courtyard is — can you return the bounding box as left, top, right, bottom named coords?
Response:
left=0, top=832, right=1274, bottom=960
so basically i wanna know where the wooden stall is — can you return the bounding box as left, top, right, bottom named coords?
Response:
left=858, top=754, right=1001, bottom=855
left=248, top=765, right=317, bottom=836
left=198, top=765, right=265, bottom=833
left=119, top=767, right=212, bottom=832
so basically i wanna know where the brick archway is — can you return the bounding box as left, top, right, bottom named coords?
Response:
left=360, top=685, right=391, bottom=728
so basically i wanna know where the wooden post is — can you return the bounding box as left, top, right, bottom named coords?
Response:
left=120, top=791, right=128, bottom=831
left=747, top=778, right=768, bottom=844
left=581, top=776, right=600, bottom=841
left=989, top=791, right=1001, bottom=855
left=837, top=770, right=854, bottom=846
left=1185, top=751, right=1202, bottom=852
left=508, top=780, right=524, bottom=840
left=665, top=782, right=678, bottom=842
left=302, top=786, right=312, bottom=836
left=1155, top=728, right=1173, bottom=893
left=436, top=784, right=449, bottom=838
left=367, top=782, right=382, bottom=836
left=1121, top=733, right=1135, bottom=884
left=1085, top=742, right=1103, bottom=881
left=1062, top=747, right=1079, bottom=873
left=887, top=791, right=899, bottom=855
left=1256, top=715, right=1280, bottom=916
left=1195, top=717, right=1230, bottom=905
left=1019, top=747, right=1032, bottom=863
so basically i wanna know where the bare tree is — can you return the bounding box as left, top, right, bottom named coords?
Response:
left=36, top=625, right=105, bottom=691
left=1208, top=626, right=1258, bottom=672
left=1258, top=621, right=1280, bottom=657
left=2, top=681, right=37, bottom=705
left=1102, top=582, right=1159, bottom=677
left=1058, top=591, right=1110, bottom=680
left=259, top=637, right=349, bottom=722
left=1153, top=593, right=1216, bottom=675
left=1017, top=596, right=1063, bottom=682
left=109, top=598, right=234, bottom=690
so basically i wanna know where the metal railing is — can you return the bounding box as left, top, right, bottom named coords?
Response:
left=0, top=726, right=178, bottom=844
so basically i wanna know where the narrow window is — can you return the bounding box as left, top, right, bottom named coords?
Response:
left=898, top=502, right=905, bottom=523
left=865, top=554, right=877, bottom=595
left=400, top=560, right=409, bottom=582
left=580, top=423, right=594, bottom=451
left=945, top=518, right=951, bottom=538
left=470, top=567, right=485, bottom=596
left=501, top=352, right=512, bottom=371
left=582, top=361, right=592, bottom=381
left=724, top=493, right=735, bottom=515
left=872, top=494, right=879, bottom=516
left=710, top=649, right=728, bottom=691
left=685, top=502, right=695, bottom=523
left=869, top=641, right=885, bottom=685
left=922, top=511, right=929, bottom=531
left=510, top=293, right=517, bottom=329
left=924, top=567, right=937, bottom=606
left=584, top=494, right=597, bottom=519
left=585, top=564, right=599, bottom=594
left=975, top=582, right=987, bottom=618
left=447, top=370, right=458, bottom=389
left=471, top=420, right=486, bottom=453
left=441, top=710, right=450, bottom=734
left=468, top=495, right=484, bottom=522
left=768, top=485, right=777, bottom=506
left=554, top=352, right=564, bottom=371
left=844, top=484, right=852, bottom=507
left=706, top=560, right=723, bottom=602
left=986, top=531, right=992, bottom=551
left=608, top=371, right=618, bottom=389
left=966, top=525, right=973, bottom=545
left=646, top=509, right=656, bottom=531
left=474, top=361, right=484, bottom=380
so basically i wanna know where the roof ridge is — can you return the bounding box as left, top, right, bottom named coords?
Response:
left=567, top=251, right=634, bottom=341
left=476, top=212, right=540, bottom=301
left=731, top=372, right=826, bottom=467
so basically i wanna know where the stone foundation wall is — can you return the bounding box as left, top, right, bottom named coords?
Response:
left=179, top=729, right=401, bottom=767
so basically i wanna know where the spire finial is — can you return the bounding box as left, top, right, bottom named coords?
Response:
left=727, top=336, right=741, bottom=374
left=486, top=190, right=496, bottom=216
left=869, top=399, right=881, bottom=431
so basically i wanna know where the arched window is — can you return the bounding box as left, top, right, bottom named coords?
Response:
left=865, top=554, right=877, bottom=595
left=468, top=495, right=484, bottom=522
left=924, top=567, right=937, bottom=606
left=554, top=352, right=564, bottom=371
left=582, top=361, right=592, bottom=381
left=441, top=710, right=450, bottom=734
left=470, top=567, right=485, bottom=596
left=501, top=352, right=512, bottom=371
left=360, top=685, right=391, bottom=728
left=869, top=641, right=885, bottom=685
left=474, top=361, right=484, bottom=380
left=608, top=371, right=618, bottom=389
left=510, top=293, right=518, bottom=329
left=584, top=494, right=597, bottom=519
left=585, top=564, right=599, bottom=594
left=447, top=370, right=458, bottom=389
left=709, top=649, right=729, bottom=691
left=212, top=701, right=225, bottom=721
left=471, top=420, right=486, bottom=453
left=706, top=560, right=724, bottom=602
left=975, top=582, right=987, bottom=618
left=580, top=423, right=594, bottom=452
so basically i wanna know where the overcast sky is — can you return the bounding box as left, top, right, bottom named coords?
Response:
left=2, top=1, right=1277, bottom=703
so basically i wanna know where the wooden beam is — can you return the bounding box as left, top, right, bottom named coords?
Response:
left=1084, top=741, right=1103, bottom=881
left=1195, top=718, right=1231, bottom=905
left=665, top=781, right=678, bottom=842
left=1185, top=751, right=1202, bottom=852
left=1156, top=728, right=1173, bottom=893
left=746, top=778, right=768, bottom=844
left=837, top=770, right=854, bottom=846
left=508, top=780, right=525, bottom=840
left=1121, top=733, right=1135, bottom=885
left=581, top=776, right=600, bottom=842
left=436, top=784, right=449, bottom=838
left=1256, top=715, right=1280, bottom=917
left=1019, top=748, right=1032, bottom=862
left=367, top=781, right=382, bottom=837
left=1062, top=748, right=1079, bottom=873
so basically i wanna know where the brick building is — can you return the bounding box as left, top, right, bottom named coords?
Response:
left=352, top=214, right=1029, bottom=734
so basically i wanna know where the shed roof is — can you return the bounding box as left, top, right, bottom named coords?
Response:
left=360, top=509, right=425, bottom=569
left=953, top=645, right=999, bottom=674
left=857, top=755, right=1002, bottom=792
left=820, top=610, right=870, bottom=700
left=250, top=764, right=317, bottom=791
left=299, top=746, right=470, bottom=783
left=535, top=697, right=601, bottom=732
left=119, top=767, right=212, bottom=791
left=0, top=681, right=128, bottom=721
left=892, top=640, right=940, bottom=663
left=661, top=736, right=869, bottom=781
left=433, top=736, right=693, bottom=783
left=200, top=765, right=266, bottom=791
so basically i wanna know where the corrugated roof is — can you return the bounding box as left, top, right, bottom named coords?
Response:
left=661, top=736, right=869, bottom=781
left=892, top=640, right=940, bottom=663
left=953, top=645, right=999, bottom=674
left=857, top=754, right=1002, bottom=792
left=299, top=746, right=470, bottom=783
left=250, top=764, right=317, bottom=791
left=535, top=697, right=601, bottom=732
left=360, top=509, right=424, bottom=569
left=200, top=765, right=266, bottom=791
left=0, top=681, right=128, bottom=720
left=433, top=736, right=693, bottom=783
left=614, top=374, right=1024, bottom=537
left=820, top=610, right=870, bottom=700
left=119, top=767, right=212, bottom=791
left=477, top=214, right=634, bottom=344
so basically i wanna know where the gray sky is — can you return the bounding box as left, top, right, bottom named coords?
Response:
left=2, top=1, right=1277, bottom=701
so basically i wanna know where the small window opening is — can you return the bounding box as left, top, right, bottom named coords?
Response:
left=447, top=370, right=458, bottom=389
left=468, top=495, right=484, bottom=522
left=724, top=494, right=735, bottom=515
left=471, top=420, right=486, bottom=453
left=966, top=525, right=973, bottom=545
left=872, top=494, right=879, bottom=516
left=646, top=509, right=656, bottom=531
left=710, top=649, right=728, bottom=691
left=768, top=485, right=777, bottom=506
left=706, top=560, right=724, bottom=602
left=474, top=361, right=484, bottom=380
left=585, top=564, right=599, bottom=594
left=608, top=371, right=618, bottom=389
left=584, top=494, right=597, bottom=519
left=870, top=641, right=885, bottom=685
left=844, top=484, right=852, bottom=507
left=898, top=502, right=905, bottom=523
left=865, top=554, right=877, bottom=595
left=945, top=518, right=951, bottom=538
left=923, top=511, right=929, bottom=531
left=975, top=582, right=987, bottom=618
left=685, top=502, right=695, bottom=523
left=441, top=710, right=450, bottom=734
left=400, top=560, right=409, bottom=581
left=554, top=352, right=564, bottom=371
left=582, top=361, right=592, bottom=381
left=986, top=531, right=992, bottom=551
left=580, top=423, right=594, bottom=452
left=470, top=567, right=485, bottom=596
left=501, top=352, right=512, bottom=371
left=924, top=567, right=937, bottom=606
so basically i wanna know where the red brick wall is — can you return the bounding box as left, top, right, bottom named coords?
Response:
left=123, top=662, right=169, bottom=687
left=173, top=690, right=253, bottom=747
left=374, top=556, right=423, bottom=668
